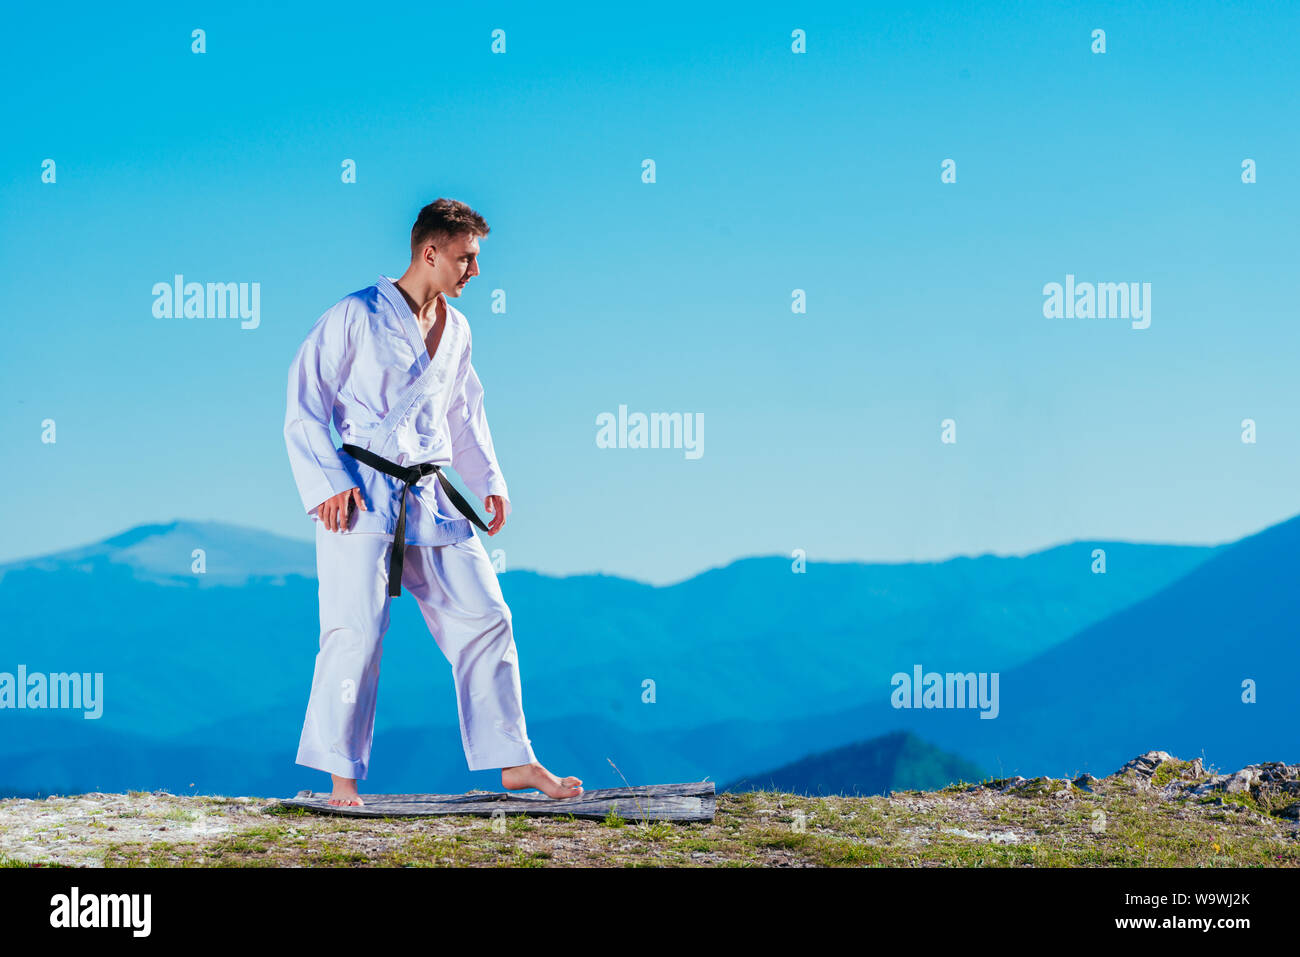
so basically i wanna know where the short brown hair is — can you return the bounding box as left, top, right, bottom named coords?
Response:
left=410, top=198, right=490, bottom=256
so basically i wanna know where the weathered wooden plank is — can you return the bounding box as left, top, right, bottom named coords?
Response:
left=277, top=782, right=715, bottom=821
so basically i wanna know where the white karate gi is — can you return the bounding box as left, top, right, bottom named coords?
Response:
left=284, top=274, right=536, bottom=777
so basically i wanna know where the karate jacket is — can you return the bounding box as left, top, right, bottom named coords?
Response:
left=283, top=274, right=511, bottom=545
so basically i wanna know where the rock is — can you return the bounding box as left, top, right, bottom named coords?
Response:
left=1189, top=761, right=1300, bottom=798
left=1189, top=774, right=1230, bottom=795
left=1175, top=762, right=1300, bottom=820
left=1224, top=769, right=1260, bottom=794
left=1112, top=750, right=1175, bottom=784
left=1252, top=762, right=1300, bottom=786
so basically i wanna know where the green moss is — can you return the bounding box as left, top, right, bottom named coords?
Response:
left=1150, top=760, right=1195, bottom=789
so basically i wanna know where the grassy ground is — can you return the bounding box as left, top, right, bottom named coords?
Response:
left=3, top=758, right=1298, bottom=867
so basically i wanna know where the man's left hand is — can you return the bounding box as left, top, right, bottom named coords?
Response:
left=484, top=495, right=508, bottom=535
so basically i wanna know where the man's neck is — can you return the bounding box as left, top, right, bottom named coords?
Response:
left=393, top=273, right=445, bottom=325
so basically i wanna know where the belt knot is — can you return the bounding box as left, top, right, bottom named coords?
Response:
left=338, top=443, right=483, bottom=598
left=405, top=463, right=438, bottom=485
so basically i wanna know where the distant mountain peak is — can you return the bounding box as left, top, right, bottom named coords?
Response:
left=2, top=519, right=317, bottom=586
left=721, top=730, right=985, bottom=796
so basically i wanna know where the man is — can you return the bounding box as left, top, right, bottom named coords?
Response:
left=283, top=198, right=582, bottom=806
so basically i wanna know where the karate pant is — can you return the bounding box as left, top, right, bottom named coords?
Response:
left=296, top=524, right=538, bottom=779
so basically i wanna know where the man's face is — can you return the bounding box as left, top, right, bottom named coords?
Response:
left=431, top=232, right=481, bottom=297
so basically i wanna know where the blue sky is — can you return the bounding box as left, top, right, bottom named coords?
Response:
left=3, top=0, right=1297, bottom=584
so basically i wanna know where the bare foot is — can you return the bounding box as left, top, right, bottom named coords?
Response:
left=328, top=774, right=364, bottom=807
left=501, top=761, right=583, bottom=798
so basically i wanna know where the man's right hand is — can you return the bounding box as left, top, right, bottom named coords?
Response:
left=317, top=486, right=367, bottom=532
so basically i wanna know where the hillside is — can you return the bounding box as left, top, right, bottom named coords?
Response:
left=863, top=511, right=1300, bottom=778
left=3, top=752, right=1297, bottom=868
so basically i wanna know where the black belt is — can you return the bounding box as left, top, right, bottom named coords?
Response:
left=341, top=443, right=490, bottom=597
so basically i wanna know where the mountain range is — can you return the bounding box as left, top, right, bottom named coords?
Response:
left=2, top=514, right=1286, bottom=797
